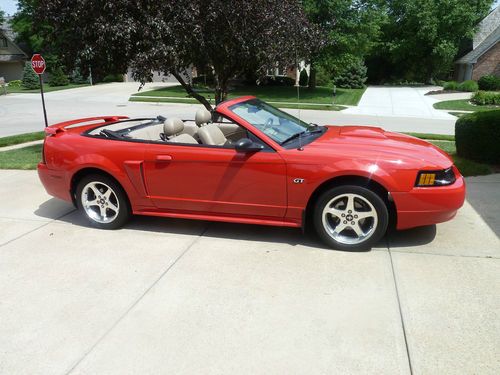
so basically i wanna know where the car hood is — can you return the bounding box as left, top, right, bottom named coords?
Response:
left=305, top=126, right=453, bottom=169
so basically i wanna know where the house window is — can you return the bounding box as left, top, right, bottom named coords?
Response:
left=0, top=37, right=7, bottom=48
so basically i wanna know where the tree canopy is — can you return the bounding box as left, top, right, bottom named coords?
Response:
left=11, top=0, right=496, bottom=94
left=37, top=0, right=320, bottom=108
left=368, top=0, right=494, bottom=82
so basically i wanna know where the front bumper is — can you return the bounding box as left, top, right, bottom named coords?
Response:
left=391, top=174, right=466, bottom=230
left=37, top=162, right=72, bottom=202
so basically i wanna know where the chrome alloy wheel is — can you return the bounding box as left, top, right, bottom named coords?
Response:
left=81, top=181, right=120, bottom=224
left=321, top=193, right=378, bottom=245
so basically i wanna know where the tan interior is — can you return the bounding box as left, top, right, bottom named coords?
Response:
left=109, top=109, right=246, bottom=146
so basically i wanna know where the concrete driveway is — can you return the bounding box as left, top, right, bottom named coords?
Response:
left=0, top=170, right=498, bottom=374
left=342, top=86, right=456, bottom=119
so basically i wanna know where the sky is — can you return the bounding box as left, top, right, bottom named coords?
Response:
left=0, top=0, right=17, bottom=16
left=1, top=0, right=499, bottom=16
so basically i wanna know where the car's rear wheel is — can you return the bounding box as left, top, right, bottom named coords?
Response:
left=76, top=174, right=130, bottom=229
left=313, top=185, right=388, bottom=251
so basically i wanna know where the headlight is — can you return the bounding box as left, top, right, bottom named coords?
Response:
left=415, top=167, right=456, bottom=187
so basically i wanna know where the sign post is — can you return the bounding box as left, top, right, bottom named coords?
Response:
left=31, top=54, right=48, bottom=128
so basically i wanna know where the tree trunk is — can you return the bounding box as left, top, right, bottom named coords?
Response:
left=215, top=79, right=228, bottom=105
left=172, top=71, right=213, bottom=111
left=308, top=62, right=317, bottom=90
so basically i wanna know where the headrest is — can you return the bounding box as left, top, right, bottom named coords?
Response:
left=195, top=108, right=212, bottom=126
left=163, top=118, right=184, bottom=136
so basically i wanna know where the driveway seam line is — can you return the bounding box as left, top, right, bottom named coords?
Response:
left=63, top=225, right=209, bottom=375
left=0, top=209, right=77, bottom=248
left=389, top=249, right=499, bottom=260
left=387, top=240, right=414, bottom=375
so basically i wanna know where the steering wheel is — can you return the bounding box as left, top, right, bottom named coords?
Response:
left=263, top=118, right=274, bottom=132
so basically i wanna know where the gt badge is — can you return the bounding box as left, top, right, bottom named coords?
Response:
left=293, top=178, right=305, bottom=184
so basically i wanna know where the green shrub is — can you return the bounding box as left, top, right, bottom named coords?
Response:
left=49, top=66, right=69, bottom=86
left=70, top=68, right=88, bottom=84
left=314, top=65, right=333, bottom=87
left=21, top=62, right=40, bottom=89
left=471, top=91, right=500, bottom=106
left=443, top=81, right=458, bottom=90
left=102, top=73, right=124, bottom=83
left=458, top=80, right=478, bottom=92
left=299, top=69, right=308, bottom=87
left=455, top=110, right=500, bottom=164
left=478, top=75, right=500, bottom=91
left=7, top=80, right=22, bottom=88
left=260, top=76, right=295, bottom=86
left=334, top=60, right=367, bottom=89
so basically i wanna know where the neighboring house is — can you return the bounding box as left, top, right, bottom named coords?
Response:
left=0, top=17, right=28, bottom=82
left=455, top=6, right=500, bottom=82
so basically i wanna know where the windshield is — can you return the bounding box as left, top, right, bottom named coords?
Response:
left=229, top=99, right=310, bottom=144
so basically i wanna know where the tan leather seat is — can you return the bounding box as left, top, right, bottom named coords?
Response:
left=195, top=108, right=212, bottom=126
left=163, top=118, right=198, bottom=144
left=198, top=124, right=229, bottom=146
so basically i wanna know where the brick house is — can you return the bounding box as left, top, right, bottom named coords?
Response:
left=0, top=17, right=28, bottom=82
left=455, top=6, right=499, bottom=82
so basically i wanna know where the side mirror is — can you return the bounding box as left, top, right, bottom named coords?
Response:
left=235, top=138, right=264, bottom=152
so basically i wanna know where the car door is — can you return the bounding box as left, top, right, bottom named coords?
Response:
left=142, top=142, right=287, bottom=218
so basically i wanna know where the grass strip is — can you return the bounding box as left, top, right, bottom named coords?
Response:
left=6, top=83, right=90, bottom=94
left=130, top=96, right=345, bottom=111
left=0, top=132, right=45, bottom=147
left=433, top=99, right=499, bottom=112
left=132, top=84, right=365, bottom=106
left=0, top=144, right=42, bottom=170
left=403, top=132, right=455, bottom=141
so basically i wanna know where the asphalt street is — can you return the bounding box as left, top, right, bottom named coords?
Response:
left=0, top=83, right=458, bottom=137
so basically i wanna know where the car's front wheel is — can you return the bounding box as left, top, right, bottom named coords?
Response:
left=76, top=174, right=130, bottom=229
left=313, top=185, right=388, bottom=251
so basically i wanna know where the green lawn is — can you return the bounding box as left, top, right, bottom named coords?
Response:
left=433, top=99, right=499, bottom=112
left=5, top=83, right=90, bottom=94
left=130, top=96, right=346, bottom=111
left=131, top=84, right=364, bottom=107
left=0, top=144, right=42, bottom=170
left=427, top=140, right=493, bottom=176
left=0, top=131, right=45, bottom=147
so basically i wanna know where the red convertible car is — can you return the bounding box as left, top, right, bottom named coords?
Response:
left=38, top=96, right=465, bottom=250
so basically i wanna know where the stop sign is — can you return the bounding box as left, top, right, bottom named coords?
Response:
left=31, top=54, right=46, bottom=75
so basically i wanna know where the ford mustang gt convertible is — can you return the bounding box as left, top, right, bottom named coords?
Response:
left=38, top=96, right=465, bottom=250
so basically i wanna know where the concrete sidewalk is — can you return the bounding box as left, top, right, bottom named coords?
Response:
left=0, top=170, right=498, bottom=374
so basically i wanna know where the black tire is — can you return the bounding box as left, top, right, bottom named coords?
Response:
left=313, top=185, right=388, bottom=251
left=76, top=174, right=131, bottom=229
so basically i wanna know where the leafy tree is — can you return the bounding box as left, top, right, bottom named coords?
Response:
left=368, top=0, right=494, bottom=82
left=37, top=0, right=321, bottom=109
left=21, top=62, right=40, bottom=89
left=49, top=66, right=69, bottom=86
left=303, top=0, right=386, bottom=88
left=0, top=10, right=5, bottom=24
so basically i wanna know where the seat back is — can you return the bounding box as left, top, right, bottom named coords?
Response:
left=198, top=124, right=227, bottom=146
left=163, top=118, right=184, bottom=137
left=195, top=108, right=212, bottom=127
left=169, top=133, right=198, bottom=144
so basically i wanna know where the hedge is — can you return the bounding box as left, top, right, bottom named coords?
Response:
left=471, top=91, right=500, bottom=106
left=478, top=75, right=500, bottom=91
left=455, top=110, right=500, bottom=164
